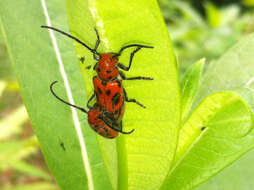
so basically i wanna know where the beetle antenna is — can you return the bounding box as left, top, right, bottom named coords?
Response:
left=109, top=125, right=134, bottom=134
left=100, top=116, right=135, bottom=134
left=115, top=44, right=154, bottom=57
left=41, top=25, right=100, bottom=58
left=107, top=123, right=135, bottom=134
left=50, top=81, right=88, bottom=114
left=117, top=128, right=135, bottom=134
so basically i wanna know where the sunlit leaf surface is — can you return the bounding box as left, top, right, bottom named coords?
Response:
left=66, top=0, right=180, bottom=189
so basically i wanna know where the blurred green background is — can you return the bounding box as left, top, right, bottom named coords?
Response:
left=0, top=0, right=253, bottom=189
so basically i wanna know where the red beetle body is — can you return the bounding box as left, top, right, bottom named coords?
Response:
left=96, top=54, right=119, bottom=81
left=93, top=76, right=124, bottom=119
left=50, top=81, right=128, bottom=139
left=88, top=107, right=118, bottom=138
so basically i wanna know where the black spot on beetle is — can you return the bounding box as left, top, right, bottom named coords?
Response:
left=98, top=87, right=102, bottom=94
left=106, top=70, right=111, bottom=74
left=112, top=93, right=121, bottom=105
left=97, top=68, right=101, bottom=72
left=108, top=76, right=112, bottom=80
left=106, top=90, right=111, bottom=96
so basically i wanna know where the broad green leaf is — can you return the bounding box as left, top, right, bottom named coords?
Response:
left=197, top=147, right=254, bottom=190
left=1, top=0, right=180, bottom=190
left=66, top=0, right=180, bottom=190
left=193, top=33, right=254, bottom=189
left=160, top=92, right=253, bottom=190
left=0, top=0, right=111, bottom=189
left=196, top=88, right=254, bottom=190
left=196, top=33, right=254, bottom=109
left=180, top=59, right=205, bottom=122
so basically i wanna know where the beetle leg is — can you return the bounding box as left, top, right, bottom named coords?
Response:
left=87, top=92, right=96, bottom=109
left=93, top=27, right=100, bottom=60
left=117, top=47, right=141, bottom=71
left=123, top=88, right=146, bottom=108
left=119, top=71, right=153, bottom=80
left=117, top=44, right=153, bottom=71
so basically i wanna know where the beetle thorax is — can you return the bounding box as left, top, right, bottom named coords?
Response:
left=96, top=53, right=119, bottom=81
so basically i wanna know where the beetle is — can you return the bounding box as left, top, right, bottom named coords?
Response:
left=41, top=25, right=153, bottom=116
left=42, top=25, right=153, bottom=137
left=50, top=81, right=134, bottom=138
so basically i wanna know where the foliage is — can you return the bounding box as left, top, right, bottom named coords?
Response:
left=159, top=0, right=254, bottom=75
left=0, top=0, right=254, bottom=190
left=0, top=79, right=58, bottom=189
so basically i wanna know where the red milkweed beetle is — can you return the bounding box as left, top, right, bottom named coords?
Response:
left=42, top=25, right=153, bottom=138
left=50, top=81, right=134, bottom=138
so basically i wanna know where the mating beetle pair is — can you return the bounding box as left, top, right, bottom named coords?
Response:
left=42, top=25, right=153, bottom=138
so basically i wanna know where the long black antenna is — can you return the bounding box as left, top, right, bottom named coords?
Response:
left=41, top=25, right=100, bottom=57
left=116, top=44, right=154, bottom=57
left=50, top=81, right=88, bottom=114
left=117, top=128, right=135, bottom=134
left=101, top=116, right=135, bottom=134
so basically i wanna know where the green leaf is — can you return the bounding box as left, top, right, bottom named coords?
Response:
left=197, top=148, right=254, bottom=190
left=0, top=0, right=111, bottom=189
left=196, top=33, right=254, bottom=110
left=1, top=1, right=180, bottom=190
left=193, top=33, right=254, bottom=189
left=160, top=92, right=253, bottom=190
left=180, top=58, right=205, bottom=122
left=66, top=0, right=180, bottom=189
